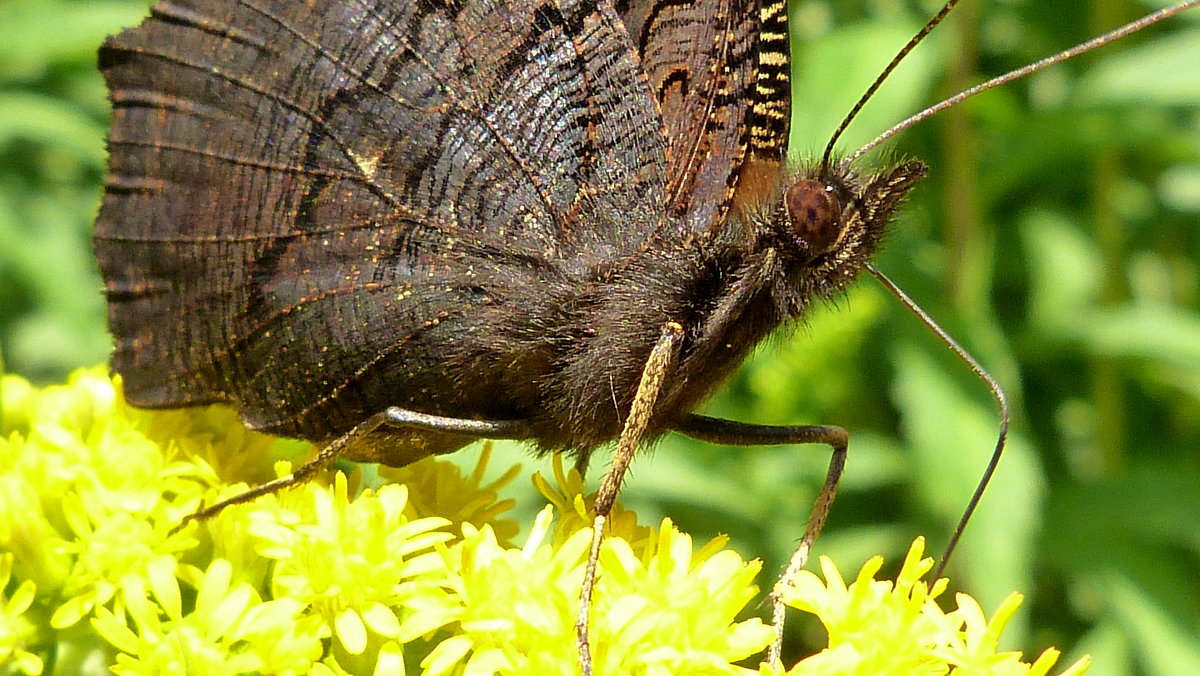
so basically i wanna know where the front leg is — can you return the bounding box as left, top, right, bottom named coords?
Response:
left=675, top=414, right=849, bottom=667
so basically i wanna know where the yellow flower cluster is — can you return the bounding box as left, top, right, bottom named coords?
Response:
left=0, top=368, right=1088, bottom=675
left=774, top=539, right=1091, bottom=676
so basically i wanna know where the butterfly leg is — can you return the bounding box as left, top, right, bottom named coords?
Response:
left=382, top=407, right=534, bottom=438
left=674, top=414, right=849, bottom=667
left=578, top=321, right=685, bottom=676
left=178, top=408, right=534, bottom=531
left=175, top=408, right=406, bottom=529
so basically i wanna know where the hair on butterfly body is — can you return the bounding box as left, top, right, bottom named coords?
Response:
left=544, top=158, right=926, bottom=443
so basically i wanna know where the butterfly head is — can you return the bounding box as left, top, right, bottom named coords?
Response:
left=754, top=159, right=928, bottom=298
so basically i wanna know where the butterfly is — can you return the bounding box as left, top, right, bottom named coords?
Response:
left=93, top=0, right=1199, bottom=670
left=94, top=0, right=918, bottom=512
left=94, top=0, right=932, bottom=668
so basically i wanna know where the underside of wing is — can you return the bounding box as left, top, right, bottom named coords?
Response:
left=95, top=0, right=673, bottom=437
left=616, top=0, right=791, bottom=232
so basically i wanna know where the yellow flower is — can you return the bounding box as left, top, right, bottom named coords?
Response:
left=420, top=494, right=774, bottom=676
left=241, top=471, right=456, bottom=671
left=378, top=443, right=522, bottom=544
left=2, top=370, right=1091, bottom=675
left=0, top=369, right=199, bottom=629
left=0, top=552, right=43, bottom=675
left=532, top=456, right=651, bottom=547
left=776, top=538, right=1091, bottom=676
left=91, top=556, right=325, bottom=674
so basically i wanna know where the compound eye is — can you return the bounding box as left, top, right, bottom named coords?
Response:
left=785, top=179, right=842, bottom=257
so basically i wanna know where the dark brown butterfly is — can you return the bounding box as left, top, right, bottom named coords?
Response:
left=93, top=0, right=1197, bottom=670
left=96, top=0, right=907, bottom=462
left=95, top=0, right=926, bottom=667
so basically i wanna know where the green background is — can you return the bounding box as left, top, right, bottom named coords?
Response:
left=2, top=0, right=1198, bottom=673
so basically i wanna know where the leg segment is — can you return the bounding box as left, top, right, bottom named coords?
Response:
left=675, top=414, right=848, bottom=666
left=382, top=407, right=533, bottom=438
left=577, top=322, right=685, bottom=676
left=179, top=407, right=533, bottom=530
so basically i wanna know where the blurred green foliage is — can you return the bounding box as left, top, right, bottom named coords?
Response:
left=0, top=0, right=152, bottom=380
left=2, top=0, right=1197, bottom=674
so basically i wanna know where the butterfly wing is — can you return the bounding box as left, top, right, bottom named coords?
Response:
left=95, top=0, right=673, bottom=439
left=617, top=0, right=790, bottom=230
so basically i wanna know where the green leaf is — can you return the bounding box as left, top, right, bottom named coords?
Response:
left=1103, top=572, right=1200, bottom=676
left=1078, top=28, right=1200, bottom=106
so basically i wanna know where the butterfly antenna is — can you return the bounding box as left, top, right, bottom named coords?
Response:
left=851, top=0, right=1200, bottom=161
left=866, top=264, right=1009, bottom=577
left=821, top=0, right=961, bottom=168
